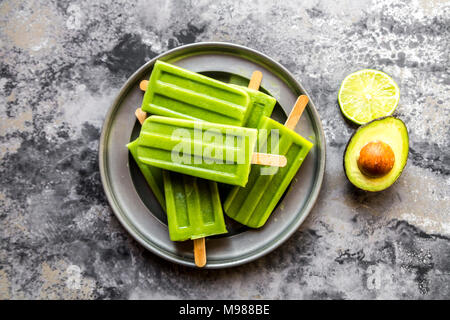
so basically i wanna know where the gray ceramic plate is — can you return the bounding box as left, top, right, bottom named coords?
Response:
left=99, top=42, right=326, bottom=268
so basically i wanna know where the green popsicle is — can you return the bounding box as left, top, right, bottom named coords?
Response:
left=139, top=63, right=276, bottom=130
left=224, top=96, right=313, bottom=228
left=141, top=60, right=252, bottom=126
left=136, top=116, right=259, bottom=187
left=163, top=171, right=227, bottom=241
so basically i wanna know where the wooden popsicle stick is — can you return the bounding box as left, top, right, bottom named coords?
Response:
left=251, top=153, right=287, bottom=167
left=248, top=70, right=263, bottom=90
left=136, top=81, right=148, bottom=125
left=193, top=238, right=206, bottom=267
left=140, top=80, right=149, bottom=91
left=135, top=108, right=147, bottom=125
left=284, top=95, right=309, bottom=130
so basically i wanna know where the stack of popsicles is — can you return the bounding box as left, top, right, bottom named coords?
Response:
left=128, top=61, right=313, bottom=267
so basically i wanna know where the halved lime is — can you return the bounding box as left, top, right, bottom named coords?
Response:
left=338, top=69, right=400, bottom=125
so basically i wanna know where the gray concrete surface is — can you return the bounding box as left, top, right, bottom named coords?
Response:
left=0, top=0, right=449, bottom=299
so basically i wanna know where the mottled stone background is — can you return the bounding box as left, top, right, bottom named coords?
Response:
left=0, top=0, right=449, bottom=299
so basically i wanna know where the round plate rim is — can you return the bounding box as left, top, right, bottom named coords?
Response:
left=99, top=41, right=326, bottom=268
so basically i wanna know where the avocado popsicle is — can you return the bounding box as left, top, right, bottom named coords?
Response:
left=224, top=96, right=313, bottom=228
left=136, top=116, right=286, bottom=187
left=163, top=171, right=227, bottom=241
left=141, top=60, right=252, bottom=126
left=139, top=67, right=276, bottom=130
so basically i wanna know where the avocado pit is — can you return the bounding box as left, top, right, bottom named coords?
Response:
left=357, top=140, right=395, bottom=177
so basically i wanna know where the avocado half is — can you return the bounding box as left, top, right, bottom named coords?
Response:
left=344, top=117, right=409, bottom=192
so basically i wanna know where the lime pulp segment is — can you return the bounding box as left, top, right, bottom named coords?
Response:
left=338, top=69, right=400, bottom=125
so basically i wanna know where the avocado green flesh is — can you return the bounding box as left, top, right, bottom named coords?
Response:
left=344, top=117, right=408, bottom=192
